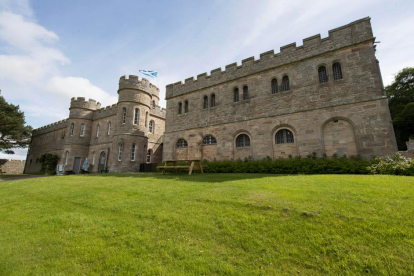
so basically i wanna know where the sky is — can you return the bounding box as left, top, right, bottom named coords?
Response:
left=1, top=0, right=414, bottom=159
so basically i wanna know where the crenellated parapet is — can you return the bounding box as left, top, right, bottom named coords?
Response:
left=166, top=17, right=374, bottom=99
left=150, top=105, right=166, bottom=119
left=119, top=75, right=159, bottom=96
left=33, top=119, right=68, bottom=136
left=70, top=97, right=101, bottom=110
left=93, top=104, right=118, bottom=120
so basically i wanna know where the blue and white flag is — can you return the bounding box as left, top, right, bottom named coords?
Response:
left=139, top=70, right=158, bottom=78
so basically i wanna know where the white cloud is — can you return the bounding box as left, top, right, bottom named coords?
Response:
left=0, top=0, right=32, bottom=18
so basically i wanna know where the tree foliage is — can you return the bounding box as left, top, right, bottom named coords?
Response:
left=0, top=94, right=32, bottom=154
left=39, top=153, right=59, bottom=174
left=386, top=67, right=414, bottom=150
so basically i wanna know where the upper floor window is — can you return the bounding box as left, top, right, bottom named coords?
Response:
left=122, top=108, right=126, bottom=124
left=203, top=95, right=208, bottom=109
left=176, top=139, right=188, bottom=148
left=134, top=108, right=139, bottom=125
left=149, top=120, right=154, bottom=134
left=108, top=122, right=111, bottom=135
left=178, top=102, right=182, bottom=114
left=65, top=151, right=69, bottom=165
left=80, top=124, right=85, bottom=137
left=96, top=124, right=100, bottom=137
left=145, top=112, right=148, bottom=127
left=184, top=101, right=189, bottom=113
left=152, top=100, right=155, bottom=106
left=118, top=143, right=123, bottom=161
left=236, top=134, right=250, bottom=148
left=281, top=76, right=290, bottom=91
left=203, top=135, right=217, bottom=145
left=333, top=62, right=343, bottom=80
left=318, top=66, right=328, bottom=84
left=61, top=131, right=65, bottom=139
left=70, top=123, right=74, bottom=136
left=234, top=88, right=239, bottom=102
left=243, top=86, right=249, bottom=100
left=131, top=144, right=136, bottom=161
left=271, top=79, right=278, bottom=94
left=211, top=94, right=216, bottom=108
left=146, top=150, right=152, bottom=163
left=275, top=129, right=294, bottom=144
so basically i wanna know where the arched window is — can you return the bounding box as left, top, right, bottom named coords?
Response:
left=333, top=62, right=343, bottom=80
left=70, top=123, right=74, bottom=136
left=271, top=79, right=278, bottom=94
left=236, top=134, right=250, bottom=148
left=275, top=129, right=294, bottom=144
left=149, top=120, right=154, bottom=134
left=184, top=101, right=189, bottom=113
left=65, top=151, right=69, bottom=165
left=211, top=94, right=216, bottom=108
left=122, top=108, right=126, bottom=124
left=234, top=88, right=239, bottom=102
left=80, top=124, right=85, bottom=137
left=178, top=102, right=182, bottom=114
left=107, top=122, right=111, bottom=135
left=134, top=108, right=139, bottom=125
left=176, top=139, right=188, bottom=148
left=281, top=76, right=290, bottom=91
left=318, top=66, right=328, bottom=83
left=146, top=150, right=152, bottom=163
left=203, top=95, right=208, bottom=109
left=152, top=100, right=155, bottom=106
left=96, top=124, right=100, bottom=137
left=92, top=152, right=96, bottom=165
left=203, top=135, right=217, bottom=145
left=131, top=144, right=136, bottom=161
left=118, top=143, right=123, bottom=161
left=243, top=86, right=249, bottom=100
left=145, top=112, right=148, bottom=127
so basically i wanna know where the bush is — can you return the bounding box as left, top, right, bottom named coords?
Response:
left=38, top=153, right=59, bottom=174
left=368, top=153, right=414, bottom=176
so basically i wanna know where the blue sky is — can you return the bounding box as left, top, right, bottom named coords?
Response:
left=1, top=0, right=414, bottom=159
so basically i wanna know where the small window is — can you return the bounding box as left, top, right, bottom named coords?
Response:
left=134, top=108, right=139, bottom=125
left=118, top=143, right=123, bottom=161
left=70, top=123, right=74, bottom=136
left=29, top=159, right=32, bottom=164
left=176, top=139, right=188, bottom=148
left=146, top=150, right=152, bottom=163
left=281, top=76, right=290, bottom=91
left=203, top=96, right=208, bottom=109
left=178, top=102, right=182, bottom=114
left=80, top=124, right=85, bottom=137
left=145, top=112, right=148, bottom=127
left=318, top=66, right=328, bottom=84
left=243, top=86, right=249, bottom=100
left=333, top=119, right=339, bottom=124
left=65, top=151, right=69, bottom=165
left=131, top=144, right=136, bottom=161
left=271, top=79, right=278, bottom=94
left=122, top=108, right=127, bottom=124
left=96, top=124, right=100, bottom=137
left=61, top=131, right=65, bottom=139
left=107, top=122, right=111, bottom=135
left=236, top=134, right=250, bottom=148
left=92, top=152, right=96, bottom=165
left=149, top=120, right=154, bottom=134
left=152, top=100, right=155, bottom=106
left=234, top=88, right=239, bottom=102
left=211, top=94, right=216, bottom=108
left=333, top=62, right=343, bottom=80
left=203, top=135, right=217, bottom=145
left=184, top=101, right=189, bottom=113
left=275, top=129, right=294, bottom=144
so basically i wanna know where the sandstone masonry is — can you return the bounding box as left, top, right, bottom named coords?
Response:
left=0, top=160, right=26, bottom=174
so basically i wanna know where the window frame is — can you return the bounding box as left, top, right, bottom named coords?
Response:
left=118, top=143, right=123, bottom=161
left=243, top=85, right=249, bottom=100
left=134, top=108, right=140, bottom=125
left=107, top=122, right=111, bottom=135
left=149, top=120, right=154, bottom=134
left=70, top=123, right=74, bottom=136
left=234, top=87, right=239, bottom=102
left=275, top=129, right=295, bottom=144
left=131, top=144, right=136, bottom=161
left=235, top=133, right=251, bottom=148
left=332, top=62, right=343, bottom=81
left=203, top=135, right=217, bottom=145
left=271, top=78, right=278, bottom=94
left=122, top=108, right=127, bottom=124
left=176, top=139, right=188, bottom=148
left=178, top=102, right=182, bottom=114
left=80, top=123, right=85, bottom=137
left=203, top=95, right=208, bottom=109
left=281, top=75, right=290, bottom=92
left=146, top=149, right=152, bottom=163
left=96, top=124, right=100, bottom=137
left=211, top=94, right=216, bottom=108
left=184, top=100, right=189, bottom=113
left=318, top=65, right=328, bottom=84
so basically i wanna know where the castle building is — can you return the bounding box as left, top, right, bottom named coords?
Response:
left=25, top=17, right=397, bottom=173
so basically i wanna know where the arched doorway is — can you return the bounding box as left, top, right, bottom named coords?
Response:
left=99, top=152, right=106, bottom=173
left=323, top=119, right=357, bottom=157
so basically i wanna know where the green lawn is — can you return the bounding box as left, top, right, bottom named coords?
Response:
left=0, top=174, right=28, bottom=178
left=0, top=173, right=413, bottom=275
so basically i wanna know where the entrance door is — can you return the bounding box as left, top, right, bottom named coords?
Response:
left=99, top=152, right=106, bottom=173
left=73, top=157, right=81, bottom=174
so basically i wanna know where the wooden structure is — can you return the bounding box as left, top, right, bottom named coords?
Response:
left=157, top=159, right=204, bottom=175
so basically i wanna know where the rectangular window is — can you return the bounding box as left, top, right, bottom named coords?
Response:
left=131, top=144, right=136, bottom=161
left=80, top=124, right=85, bottom=137
left=118, top=144, right=123, bottom=161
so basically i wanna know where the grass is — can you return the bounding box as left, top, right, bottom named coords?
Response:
left=0, top=173, right=413, bottom=275
left=0, top=174, right=28, bottom=178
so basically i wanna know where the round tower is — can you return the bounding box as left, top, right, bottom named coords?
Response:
left=151, top=86, right=160, bottom=106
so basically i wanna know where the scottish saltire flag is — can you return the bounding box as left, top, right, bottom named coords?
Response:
left=139, top=70, right=158, bottom=78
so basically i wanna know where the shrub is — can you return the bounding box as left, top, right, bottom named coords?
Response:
left=39, top=153, right=59, bottom=174
left=368, top=153, right=414, bottom=176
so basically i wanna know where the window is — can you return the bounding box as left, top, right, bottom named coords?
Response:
left=96, top=124, right=100, bottom=137
left=176, top=139, right=188, bottom=148
left=243, top=86, right=249, bottom=100
left=122, top=108, right=126, bottom=124
left=131, top=144, right=136, bottom=161
left=211, top=94, right=216, bottom=108
left=234, top=88, right=239, bottom=102
left=108, top=122, right=111, bottom=135
left=65, top=151, right=69, bottom=165
left=333, top=62, right=343, bottom=80
left=29, top=159, right=32, bottom=164
left=145, top=112, right=148, bottom=127
left=118, top=143, right=123, bottom=161
left=146, top=150, right=152, bottom=163
left=134, top=108, right=139, bottom=125
left=203, top=96, right=208, bottom=109
left=70, top=123, right=74, bottom=136
left=184, top=101, right=189, bottom=113
left=203, top=135, right=217, bottom=145
left=149, top=120, right=154, bottom=134
left=178, top=102, right=182, bottom=114
left=275, top=129, right=294, bottom=144
left=281, top=76, right=290, bottom=91
left=152, top=100, right=155, bottom=106
left=271, top=79, right=278, bottom=94
left=92, top=152, right=96, bottom=165
left=80, top=124, right=85, bottom=137
left=236, top=134, right=250, bottom=148
left=318, top=66, right=328, bottom=84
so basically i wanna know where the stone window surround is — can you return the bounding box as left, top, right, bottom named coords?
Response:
left=234, top=131, right=251, bottom=148
left=176, top=138, right=188, bottom=148
left=203, top=135, right=217, bottom=145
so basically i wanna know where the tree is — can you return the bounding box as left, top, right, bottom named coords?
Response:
left=0, top=93, right=32, bottom=154
left=386, top=67, right=414, bottom=150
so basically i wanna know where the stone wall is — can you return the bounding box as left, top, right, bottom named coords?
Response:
left=0, top=159, right=26, bottom=174
left=399, top=140, right=414, bottom=159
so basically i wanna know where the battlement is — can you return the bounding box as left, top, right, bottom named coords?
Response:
left=94, top=103, right=118, bottom=119
left=70, top=97, right=101, bottom=110
left=33, top=119, right=68, bottom=136
left=150, top=105, right=166, bottom=119
left=119, top=75, right=160, bottom=96
left=166, top=17, right=374, bottom=99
